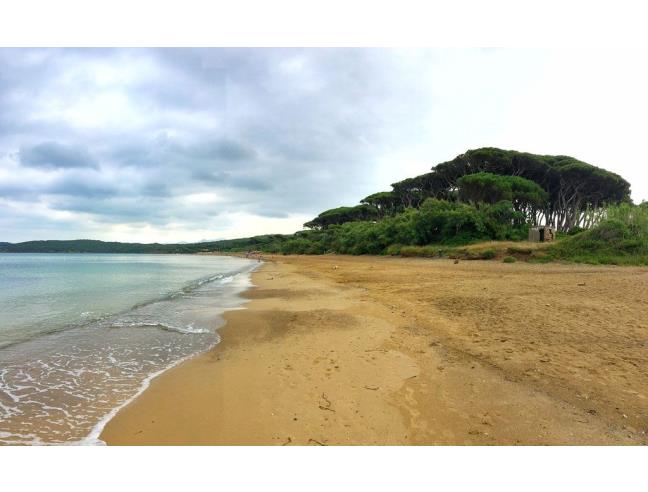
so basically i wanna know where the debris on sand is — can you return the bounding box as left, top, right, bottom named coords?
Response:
left=318, top=393, right=335, bottom=412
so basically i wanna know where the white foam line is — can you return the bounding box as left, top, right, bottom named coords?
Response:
left=78, top=350, right=202, bottom=445
left=77, top=261, right=262, bottom=446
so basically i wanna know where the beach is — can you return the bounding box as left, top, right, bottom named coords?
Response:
left=101, top=255, right=648, bottom=445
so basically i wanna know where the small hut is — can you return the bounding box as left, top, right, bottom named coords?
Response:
left=528, top=226, right=556, bottom=242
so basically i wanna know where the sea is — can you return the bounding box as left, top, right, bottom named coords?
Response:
left=0, top=253, right=258, bottom=445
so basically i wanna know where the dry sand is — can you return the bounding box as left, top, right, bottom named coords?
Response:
left=101, top=255, right=648, bottom=445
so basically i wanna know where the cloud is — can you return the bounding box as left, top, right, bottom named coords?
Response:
left=19, top=141, right=97, bottom=169
left=0, top=48, right=646, bottom=243
left=190, top=169, right=272, bottom=191
left=195, top=139, right=258, bottom=162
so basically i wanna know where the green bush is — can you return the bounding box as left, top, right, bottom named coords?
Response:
left=546, top=204, right=648, bottom=265
left=566, top=226, right=585, bottom=236
left=480, top=249, right=496, bottom=260
left=385, top=244, right=403, bottom=256
left=399, top=245, right=440, bottom=257
left=507, top=246, right=532, bottom=255
left=502, top=256, right=517, bottom=263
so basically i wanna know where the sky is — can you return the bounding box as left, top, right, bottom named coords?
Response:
left=0, top=48, right=646, bottom=243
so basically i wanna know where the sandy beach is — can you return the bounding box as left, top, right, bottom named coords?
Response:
left=100, top=255, right=648, bottom=445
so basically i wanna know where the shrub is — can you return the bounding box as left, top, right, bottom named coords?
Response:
left=507, top=246, right=532, bottom=255
left=480, top=249, right=496, bottom=260
left=566, top=226, right=585, bottom=236
left=385, top=244, right=402, bottom=256
left=398, top=245, right=442, bottom=257
left=546, top=204, right=648, bottom=264
left=502, top=256, right=517, bottom=263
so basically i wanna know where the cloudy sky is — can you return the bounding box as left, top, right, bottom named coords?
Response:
left=1, top=48, right=646, bottom=243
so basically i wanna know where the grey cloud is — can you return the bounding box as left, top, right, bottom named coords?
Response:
left=251, top=209, right=290, bottom=219
left=190, top=169, right=272, bottom=191
left=170, top=138, right=259, bottom=165
left=19, top=142, right=97, bottom=169
left=190, top=169, right=229, bottom=182
left=109, top=136, right=257, bottom=170
left=0, top=48, right=487, bottom=240
left=201, top=139, right=257, bottom=161
left=227, top=175, right=273, bottom=191
left=141, top=181, right=173, bottom=197
left=46, top=171, right=117, bottom=197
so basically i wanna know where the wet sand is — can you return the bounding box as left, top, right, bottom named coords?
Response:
left=101, top=255, right=648, bottom=445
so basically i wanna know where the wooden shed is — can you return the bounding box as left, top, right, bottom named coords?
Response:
left=528, top=226, right=556, bottom=242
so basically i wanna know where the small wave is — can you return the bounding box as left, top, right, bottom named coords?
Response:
left=130, top=272, right=239, bottom=307
left=109, top=320, right=211, bottom=335
left=79, top=348, right=208, bottom=446
left=0, top=267, right=253, bottom=351
left=158, top=323, right=211, bottom=335
left=0, top=431, right=49, bottom=446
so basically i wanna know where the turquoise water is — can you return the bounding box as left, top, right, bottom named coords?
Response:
left=0, top=253, right=258, bottom=444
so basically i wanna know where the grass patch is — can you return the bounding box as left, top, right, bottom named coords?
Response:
left=399, top=245, right=444, bottom=258
left=395, top=240, right=558, bottom=262
left=480, top=249, right=496, bottom=260
left=545, top=204, right=648, bottom=265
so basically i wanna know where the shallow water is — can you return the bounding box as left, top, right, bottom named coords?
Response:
left=0, top=253, right=257, bottom=444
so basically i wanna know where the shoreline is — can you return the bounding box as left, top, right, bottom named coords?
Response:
left=101, top=257, right=422, bottom=444
left=0, top=256, right=259, bottom=446
left=101, top=255, right=648, bottom=445
left=83, top=262, right=260, bottom=445
left=82, top=349, right=209, bottom=445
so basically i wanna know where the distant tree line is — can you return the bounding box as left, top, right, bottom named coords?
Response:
left=0, top=236, right=291, bottom=254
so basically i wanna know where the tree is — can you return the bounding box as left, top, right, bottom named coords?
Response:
left=390, top=172, right=450, bottom=209
left=458, top=172, right=514, bottom=204
left=401, top=148, right=631, bottom=231
left=304, top=204, right=379, bottom=229
left=360, top=191, right=398, bottom=217
left=457, top=172, right=548, bottom=224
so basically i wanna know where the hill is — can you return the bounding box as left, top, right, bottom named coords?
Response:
left=0, top=235, right=291, bottom=254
